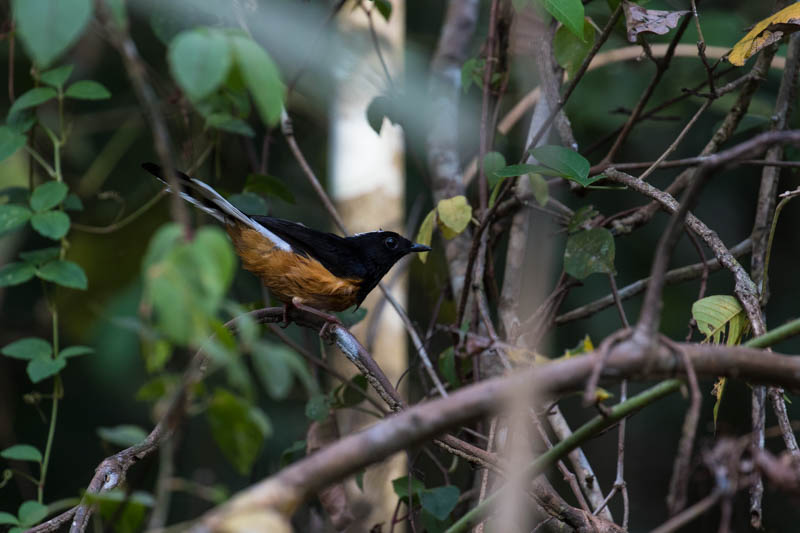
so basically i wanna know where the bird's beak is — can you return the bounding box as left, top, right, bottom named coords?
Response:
left=410, top=243, right=432, bottom=253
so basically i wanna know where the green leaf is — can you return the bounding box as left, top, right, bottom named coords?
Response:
left=530, top=173, right=549, bottom=207
left=30, top=210, right=70, bottom=240
left=530, top=145, right=593, bottom=185
left=563, top=227, right=615, bottom=279
left=59, top=345, right=93, bottom=358
left=12, top=0, right=92, bottom=68
left=391, top=475, right=425, bottom=503
left=27, top=355, right=66, bottom=383
left=0, top=262, right=36, bottom=287
left=460, top=57, right=480, bottom=94
left=0, top=126, right=27, bottom=163
left=437, top=196, right=472, bottom=239
left=105, top=0, right=127, bottom=27
left=566, top=205, right=598, bottom=233
left=438, top=347, right=459, bottom=389
left=20, top=247, right=60, bottom=264
left=355, top=470, right=365, bottom=491
left=244, top=174, right=295, bottom=204
left=63, top=193, right=83, bottom=211
left=334, top=306, right=368, bottom=328
left=37, top=259, right=88, bottom=289
left=415, top=209, right=435, bottom=263
left=40, top=64, right=74, bottom=88
left=205, top=112, right=254, bottom=137
left=64, top=80, right=111, bottom=100
left=0, top=512, right=19, bottom=526
left=482, top=151, right=507, bottom=184
left=421, top=485, right=460, bottom=521
left=251, top=342, right=294, bottom=400
left=30, top=181, right=68, bottom=212
left=305, top=394, right=330, bottom=422
left=1, top=444, right=42, bottom=463
left=17, top=500, right=48, bottom=527
left=279, top=440, right=306, bottom=467
left=7, top=110, right=36, bottom=134
left=97, top=425, right=148, bottom=447
left=230, top=35, right=285, bottom=126
left=334, top=374, right=368, bottom=408
left=373, top=0, right=392, bottom=21
left=2, top=337, right=52, bottom=360
left=136, top=375, right=179, bottom=402
left=691, top=295, right=749, bottom=345
left=0, top=204, right=32, bottom=234
left=228, top=192, right=267, bottom=216
left=8, top=87, right=58, bottom=118
left=143, top=224, right=235, bottom=345
left=168, top=29, right=232, bottom=101
left=207, top=388, right=269, bottom=475
left=193, top=226, right=236, bottom=304
left=553, top=18, right=595, bottom=79
left=492, top=163, right=558, bottom=180
left=540, top=0, right=585, bottom=40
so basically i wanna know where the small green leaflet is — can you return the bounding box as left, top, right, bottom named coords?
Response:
left=530, top=145, right=603, bottom=187
left=563, top=227, right=615, bottom=279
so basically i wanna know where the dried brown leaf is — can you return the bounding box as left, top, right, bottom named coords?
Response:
left=622, top=1, right=689, bottom=43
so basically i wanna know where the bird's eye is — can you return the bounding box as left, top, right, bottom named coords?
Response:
left=384, top=236, right=398, bottom=250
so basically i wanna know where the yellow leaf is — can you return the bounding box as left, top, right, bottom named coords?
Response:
left=595, top=387, right=613, bottom=402
left=415, top=209, right=435, bottom=263
left=728, top=2, right=800, bottom=66
left=436, top=196, right=472, bottom=239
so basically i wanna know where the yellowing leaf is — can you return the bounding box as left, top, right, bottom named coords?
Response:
left=595, top=387, right=613, bottom=402
left=728, top=3, right=800, bottom=66
left=691, top=294, right=750, bottom=430
left=415, top=209, right=435, bottom=263
left=711, top=376, right=727, bottom=431
left=691, top=295, right=750, bottom=345
left=436, top=196, right=472, bottom=239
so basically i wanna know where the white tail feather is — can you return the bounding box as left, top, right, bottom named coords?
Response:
left=166, top=177, right=291, bottom=252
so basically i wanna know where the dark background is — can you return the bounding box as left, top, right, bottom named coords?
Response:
left=1, top=0, right=799, bottom=531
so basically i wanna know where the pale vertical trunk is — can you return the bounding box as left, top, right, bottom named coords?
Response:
left=329, top=1, right=407, bottom=530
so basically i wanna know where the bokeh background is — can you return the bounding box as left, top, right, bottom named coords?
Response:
left=1, top=0, right=799, bottom=530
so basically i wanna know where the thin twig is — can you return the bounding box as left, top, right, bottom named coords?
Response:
left=651, top=491, right=721, bottom=533
left=638, top=99, right=712, bottom=181
left=556, top=239, right=752, bottom=325
left=279, top=109, right=448, bottom=398
left=665, top=339, right=702, bottom=515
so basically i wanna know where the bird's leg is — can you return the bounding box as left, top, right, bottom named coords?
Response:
left=290, top=297, right=342, bottom=338
left=279, top=302, right=292, bottom=328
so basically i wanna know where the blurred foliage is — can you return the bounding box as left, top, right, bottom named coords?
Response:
left=0, top=0, right=798, bottom=531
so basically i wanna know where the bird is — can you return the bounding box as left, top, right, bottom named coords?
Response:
left=141, top=163, right=430, bottom=324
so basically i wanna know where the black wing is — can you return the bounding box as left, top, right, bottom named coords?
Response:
left=250, top=216, right=367, bottom=280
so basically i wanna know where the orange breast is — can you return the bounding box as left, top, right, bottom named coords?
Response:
left=227, top=223, right=362, bottom=311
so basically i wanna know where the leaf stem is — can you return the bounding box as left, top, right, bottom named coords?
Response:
left=38, top=307, right=60, bottom=504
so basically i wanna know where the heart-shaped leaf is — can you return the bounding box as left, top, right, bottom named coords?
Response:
left=12, top=0, right=92, bottom=68
left=168, top=29, right=231, bottom=101
left=27, top=355, right=66, bottom=383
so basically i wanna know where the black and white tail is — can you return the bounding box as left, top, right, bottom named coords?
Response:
left=141, top=163, right=290, bottom=251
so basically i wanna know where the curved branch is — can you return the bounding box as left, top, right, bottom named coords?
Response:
left=190, top=321, right=800, bottom=531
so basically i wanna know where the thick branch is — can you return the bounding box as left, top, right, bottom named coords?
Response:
left=190, top=322, right=800, bottom=531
